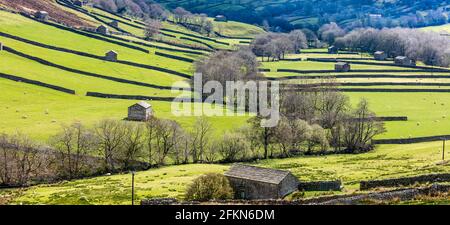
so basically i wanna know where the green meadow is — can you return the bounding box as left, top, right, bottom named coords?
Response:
left=3, top=140, right=449, bottom=205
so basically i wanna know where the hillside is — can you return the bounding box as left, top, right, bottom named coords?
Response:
left=1, top=0, right=450, bottom=206
left=156, top=0, right=450, bottom=31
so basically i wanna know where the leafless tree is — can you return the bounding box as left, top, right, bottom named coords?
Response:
left=50, top=122, right=96, bottom=179
left=318, top=22, right=346, bottom=44
left=190, top=117, right=212, bottom=163
left=95, top=119, right=126, bottom=172
left=144, top=19, right=162, bottom=39
left=120, top=122, right=145, bottom=170
left=342, top=99, right=386, bottom=153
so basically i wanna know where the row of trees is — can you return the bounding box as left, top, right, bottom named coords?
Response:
left=250, top=30, right=309, bottom=61
left=334, top=27, right=450, bottom=67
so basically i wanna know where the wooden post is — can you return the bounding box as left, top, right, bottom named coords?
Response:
left=131, top=171, right=135, bottom=205
left=443, top=139, right=446, bottom=161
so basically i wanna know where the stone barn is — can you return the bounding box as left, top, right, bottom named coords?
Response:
left=215, top=15, right=227, bottom=22
left=0, top=42, right=3, bottom=51
left=374, top=51, right=387, bottom=61
left=335, top=62, right=351, bottom=72
left=73, top=0, right=84, bottom=7
left=105, top=50, right=118, bottom=62
left=224, top=164, right=299, bottom=200
left=128, top=101, right=153, bottom=121
left=328, top=45, right=338, bottom=54
left=96, top=25, right=109, bottom=35
left=109, top=20, right=119, bottom=28
left=35, top=11, right=49, bottom=21
left=395, top=56, right=415, bottom=66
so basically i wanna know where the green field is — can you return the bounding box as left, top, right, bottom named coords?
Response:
left=3, top=140, right=449, bottom=205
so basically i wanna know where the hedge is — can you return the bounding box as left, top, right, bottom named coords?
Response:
left=0, top=72, right=75, bottom=94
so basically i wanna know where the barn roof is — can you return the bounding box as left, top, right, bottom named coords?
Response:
left=131, top=101, right=151, bottom=109
left=374, top=51, right=385, bottom=54
left=335, top=62, right=349, bottom=66
left=224, top=164, right=291, bottom=185
left=395, top=56, right=407, bottom=60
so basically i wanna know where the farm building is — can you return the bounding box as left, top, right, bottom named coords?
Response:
left=374, top=51, right=387, bottom=60
left=395, top=56, right=415, bottom=66
left=109, top=20, right=119, bottom=28
left=35, top=11, right=49, bottom=21
left=96, top=25, right=109, bottom=35
left=105, top=50, right=118, bottom=62
left=224, top=164, right=299, bottom=200
left=215, top=15, right=227, bottom=22
left=128, top=101, right=153, bottom=121
left=0, top=42, right=3, bottom=51
left=73, top=0, right=83, bottom=7
left=328, top=45, right=338, bottom=54
left=335, top=62, right=351, bottom=72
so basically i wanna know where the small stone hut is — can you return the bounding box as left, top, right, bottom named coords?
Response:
left=96, top=25, right=109, bottom=35
left=128, top=101, right=153, bottom=121
left=0, top=42, right=3, bottom=51
left=335, top=62, right=351, bottom=72
left=214, top=15, right=227, bottom=22
left=328, top=45, right=338, bottom=54
left=224, top=164, right=299, bottom=200
left=73, top=0, right=84, bottom=7
left=395, top=56, right=415, bottom=66
left=374, top=51, right=387, bottom=61
left=105, top=50, right=118, bottom=61
left=109, top=20, right=119, bottom=28
left=35, top=11, right=49, bottom=21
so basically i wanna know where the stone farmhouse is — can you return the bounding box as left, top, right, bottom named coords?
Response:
left=128, top=101, right=153, bottom=121
left=395, top=56, right=416, bottom=66
left=335, top=62, right=351, bottom=72
left=328, top=45, right=338, bottom=54
left=109, top=20, right=119, bottom=28
left=224, top=164, right=299, bottom=200
left=374, top=51, right=387, bottom=60
left=35, top=11, right=49, bottom=21
left=215, top=15, right=227, bottom=22
left=96, top=25, right=109, bottom=35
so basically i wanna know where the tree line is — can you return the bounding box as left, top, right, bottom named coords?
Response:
left=334, top=27, right=450, bottom=67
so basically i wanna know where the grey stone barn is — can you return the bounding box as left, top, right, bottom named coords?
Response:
left=109, top=20, right=119, bottom=28
left=128, top=101, right=153, bottom=121
left=0, top=42, right=3, bottom=51
left=96, top=25, right=109, bottom=35
left=215, top=15, right=227, bottom=22
left=395, top=56, right=416, bottom=66
left=35, top=11, right=49, bottom=21
left=73, top=0, right=84, bottom=7
left=335, top=62, right=351, bottom=72
left=224, top=164, right=299, bottom=200
left=105, top=50, right=118, bottom=62
left=328, top=45, right=338, bottom=54
left=374, top=51, right=387, bottom=61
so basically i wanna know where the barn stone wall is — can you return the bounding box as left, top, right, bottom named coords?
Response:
left=227, top=177, right=279, bottom=200
left=278, top=174, right=300, bottom=197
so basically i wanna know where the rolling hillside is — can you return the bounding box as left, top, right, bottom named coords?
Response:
left=156, top=0, right=450, bottom=30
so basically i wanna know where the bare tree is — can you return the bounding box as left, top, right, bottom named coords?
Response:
left=144, top=19, right=162, bottom=39
left=342, top=99, right=386, bottom=153
left=50, top=122, right=96, bottom=179
left=120, top=122, right=145, bottom=170
left=95, top=119, right=126, bottom=172
left=190, top=117, right=212, bottom=163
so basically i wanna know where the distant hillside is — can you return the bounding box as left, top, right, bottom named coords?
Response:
left=155, top=0, right=450, bottom=31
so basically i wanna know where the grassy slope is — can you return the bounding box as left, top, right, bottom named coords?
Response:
left=0, top=79, right=248, bottom=140
left=5, top=140, right=450, bottom=205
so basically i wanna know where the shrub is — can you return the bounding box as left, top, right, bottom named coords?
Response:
left=185, top=173, right=234, bottom=201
